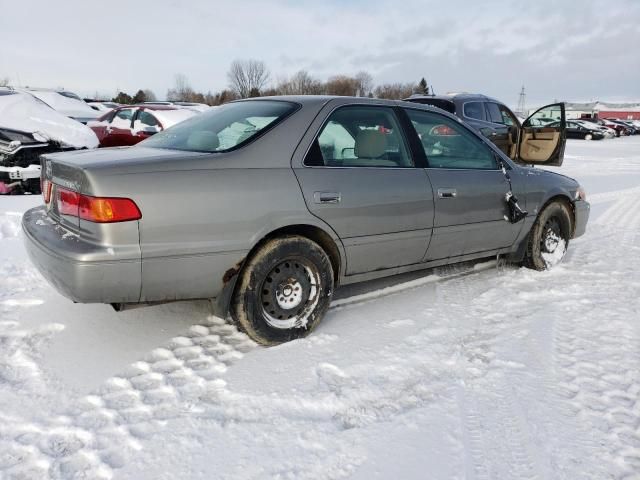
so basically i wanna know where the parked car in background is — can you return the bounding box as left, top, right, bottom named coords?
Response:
left=142, top=101, right=210, bottom=112
left=612, top=119, right=638, bottom=135
left=88, top=105, right=196, bottom=147
left=23, top=96, right=588, bottom=346
left=405, top=93, right=566, bottom=164
left=575, top=120, right=616, bottom=138
left=15, top=88, right=101, bottom=124
left=0, top=88, right=98, bottom=194
left=87, top=101, right=120, bottom=112
left=583, top=118, right=630, bottom=137
left=553, top=120, right=605, bottom=140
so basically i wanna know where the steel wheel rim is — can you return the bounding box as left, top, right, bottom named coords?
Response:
left=260, top=259, right=320, bottom=330
left=540, top=216, right=567, bottom=267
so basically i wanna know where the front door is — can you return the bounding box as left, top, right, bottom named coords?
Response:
left=518, top=103, right=566, bottom=166
left=402, top=107, right=522, bottom=260
left=102, top=108, right=136, bottom=147
left=293, top=105, right=434, bottom=275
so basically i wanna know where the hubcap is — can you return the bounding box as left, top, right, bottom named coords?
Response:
left=260, top=260, right=320, bottom=329
left=275, top=280, right=303, bottom=309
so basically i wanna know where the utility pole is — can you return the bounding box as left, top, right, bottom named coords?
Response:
left=516, top=85, right=526, bottom=117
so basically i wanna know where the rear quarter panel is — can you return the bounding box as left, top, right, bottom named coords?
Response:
left=91, top=165, right=331, bottom=302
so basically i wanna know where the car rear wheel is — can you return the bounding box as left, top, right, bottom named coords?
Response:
left=523, top=201, right=572, bottom=271
left=584, top=133, right=593, bottom=140
left=230, top=235, right=334, bottom=346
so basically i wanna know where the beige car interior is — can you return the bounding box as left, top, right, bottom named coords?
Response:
left=342, top=130, right=399, bottom=167
left=519, top=128, right=560, bottom=163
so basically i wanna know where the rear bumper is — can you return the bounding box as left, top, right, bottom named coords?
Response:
left=22, top=206, right=142, bottom=303
left=573, top=200, right=590, bottom=239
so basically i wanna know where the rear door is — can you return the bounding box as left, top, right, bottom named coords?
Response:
left=293, top=104, right=434, bottom=275
left=483, top=102, right=511, bottom=156
left=518, top=103, right=566, bottom=166
left=402, top=107, right=523, bottom=260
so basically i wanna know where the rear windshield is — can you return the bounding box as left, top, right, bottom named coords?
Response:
left=140, top=100, right=297, bottom=153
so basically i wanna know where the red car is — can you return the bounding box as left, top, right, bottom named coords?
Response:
left=88, top=105, right=196, bottom=147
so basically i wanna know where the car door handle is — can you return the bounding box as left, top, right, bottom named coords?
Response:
left=437, top=188, right=457, bottom=199
left=314, top=192, right=341, bottom=204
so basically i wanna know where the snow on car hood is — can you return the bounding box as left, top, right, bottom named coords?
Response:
left=23, top=90, right=100, bottom=121
left=0, top=91, right=99, bottom=149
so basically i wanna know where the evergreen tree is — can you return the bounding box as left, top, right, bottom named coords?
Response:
left=132, top=89, right=147, bottom=104
left=415, top=78, right=430, bottom=95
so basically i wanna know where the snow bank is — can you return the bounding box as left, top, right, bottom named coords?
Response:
left=0, top=91, right=98, bottom=149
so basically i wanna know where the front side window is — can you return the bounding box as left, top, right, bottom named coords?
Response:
left=485, top=102, right=503, bottom=124
left=112, top=108, right=134, bottom=128
left=498, top=105, right=518, bottom=126
left=141, top=100, right=296, bottom=152
left=405, top=109, right=498, bottom=170
left=304, top=106, right=412, bottom=168
left=463, top=102, right=485, bottom=121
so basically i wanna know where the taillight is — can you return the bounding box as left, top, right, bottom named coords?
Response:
left=79, top=196, right=141, bottom=223
left=57, top=188, right=80, bottom=216
left=55, top=186, right=141, bottom=223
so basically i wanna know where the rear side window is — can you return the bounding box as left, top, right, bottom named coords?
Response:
left=137, top=110, right=160, bottom=127
left=304, top=106, right=412, bottom=168
left=404, top=109, right=498, bottom=170
left=141, top=100, right=296, bottom=152
left=463, top=102, right=485, bottom=121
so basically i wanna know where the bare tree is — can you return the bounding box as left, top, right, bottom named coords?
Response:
left=227, top=59, right=270, bottom=98
left=0, top=77, right=9, bottom=87
left=355, top=71, right=373, bottom=97
left=143, top=89, right=157, bottom=101
left=325, top=75, right=359, bottom=96
left=167, top=74, right=196, bottom=101
left=276, top=70, right=324, bottom=95
left=374, top=82, right=417, bottom=100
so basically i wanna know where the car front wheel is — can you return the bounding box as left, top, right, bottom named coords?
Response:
left=230, top=235, right=334, bottom=345
left=523, top=201, right=573, bottom=271
left=584, top=133, right=593, bottom=140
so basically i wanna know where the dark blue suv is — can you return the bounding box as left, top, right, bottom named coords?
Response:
left=405, top=93, right=567, bottom=166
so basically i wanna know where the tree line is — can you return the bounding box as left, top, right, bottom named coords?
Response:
left=109, top=59, right=431, bottom=106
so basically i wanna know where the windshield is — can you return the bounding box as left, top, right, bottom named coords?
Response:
left=140, top=100, right=297, bottom=153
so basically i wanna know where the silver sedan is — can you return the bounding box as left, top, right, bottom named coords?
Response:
left=22, top=96, right=589, bottom=345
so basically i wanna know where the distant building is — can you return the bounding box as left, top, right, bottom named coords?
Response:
left=564, top=101, right=640, bottom=120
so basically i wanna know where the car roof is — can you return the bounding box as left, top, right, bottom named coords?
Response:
left=405, top=93, right=503, bottom=103
left=240, top=95, right=435, bottom=108
left=115, top=104, right=179, bottom=111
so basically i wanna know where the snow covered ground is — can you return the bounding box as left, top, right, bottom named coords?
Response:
left=1, top=138, right=639, bottom=480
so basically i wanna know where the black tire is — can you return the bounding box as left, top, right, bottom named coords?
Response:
left=230, top=235, right=334, bottom=346
left=523, top=201, right=572, bottom=271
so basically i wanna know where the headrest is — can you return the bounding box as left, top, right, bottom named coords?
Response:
left=354, top=130, right=387, bottom=159
left=186, top=131, right=220, bottom=151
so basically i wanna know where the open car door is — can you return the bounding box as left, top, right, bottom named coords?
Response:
left=518, top=103, right=566, bottom=166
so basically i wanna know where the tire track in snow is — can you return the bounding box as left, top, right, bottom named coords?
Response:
left=430, top=267, right=547, bottom=480
left=552, top=190, right=640, bottom=479
left=0, top=317, right=256, bottom=479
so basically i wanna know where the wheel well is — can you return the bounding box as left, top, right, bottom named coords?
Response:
left=540, top=194, right=575, bottom=235
left=248, top=225, right=342, bottom=283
